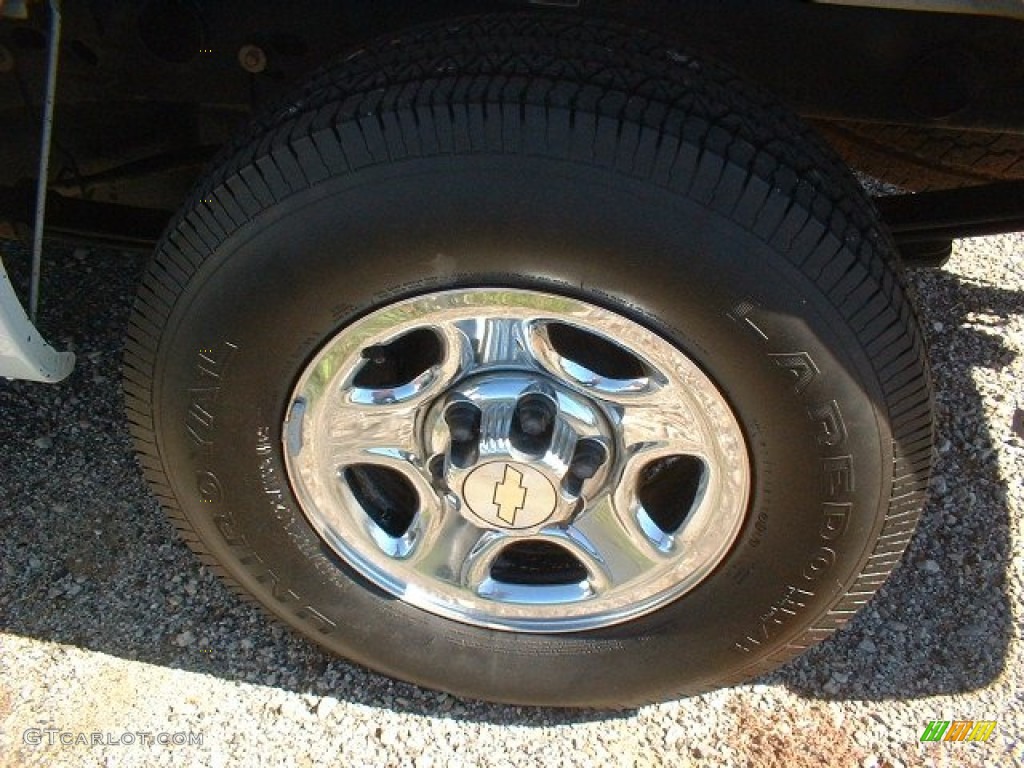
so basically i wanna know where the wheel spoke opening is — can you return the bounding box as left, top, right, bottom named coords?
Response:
left=343, top=464, right=419, bottom=538
left=635, top=454, right=708, bottom=539
left=489, top=540, right=589, bottom=586
left=353, top=328, right=443, bottom=389
left=538, top=321, right=654, bottom=393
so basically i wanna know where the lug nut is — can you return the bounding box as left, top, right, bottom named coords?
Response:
left=569, top=440, right=607, bottom=481
left=516, top=394, right=554, bottom=437
left=445, top=402, right=479, bottom=443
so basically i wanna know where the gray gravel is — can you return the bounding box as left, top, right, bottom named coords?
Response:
left=0, top=234, right=1021, bottom=767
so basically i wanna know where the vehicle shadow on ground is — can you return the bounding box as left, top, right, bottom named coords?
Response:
left=0, top=242, right=1018, bottom=722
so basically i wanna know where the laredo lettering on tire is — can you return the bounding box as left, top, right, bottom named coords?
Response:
left=123, top=14, right=933, bottom=707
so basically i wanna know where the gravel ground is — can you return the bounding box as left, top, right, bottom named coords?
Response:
left=0, top=233, right=1021, bottom=767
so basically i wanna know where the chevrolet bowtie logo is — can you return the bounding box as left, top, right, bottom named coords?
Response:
left=492, top=465, right=528, bottom=526
left=463, top=462, right=557, bottom=530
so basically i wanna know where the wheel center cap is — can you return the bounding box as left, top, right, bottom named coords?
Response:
left=462, top=461, right=558, bottom=530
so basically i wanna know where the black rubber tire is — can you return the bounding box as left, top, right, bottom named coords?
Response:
left=813, top=119, right=1024, bottom=192
left=123, top=14, right=933, bottom=707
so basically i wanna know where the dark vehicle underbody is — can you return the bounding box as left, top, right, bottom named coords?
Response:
left=2, top=1, right=1024, bottom=258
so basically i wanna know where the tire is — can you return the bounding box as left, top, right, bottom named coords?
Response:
left=123, top=14, right=933, bottom=707
left=813, top=119, right=1024, bottom=191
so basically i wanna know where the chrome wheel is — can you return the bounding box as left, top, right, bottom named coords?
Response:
left=284, top=289, right=750, bottom=632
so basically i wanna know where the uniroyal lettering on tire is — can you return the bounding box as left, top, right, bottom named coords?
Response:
left=123, top=13, right=932, bottom=707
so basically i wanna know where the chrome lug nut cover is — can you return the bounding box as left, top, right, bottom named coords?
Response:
left=428, top=374, right=613, bottom=534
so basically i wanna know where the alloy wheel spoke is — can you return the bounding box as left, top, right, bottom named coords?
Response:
left=563, top=493, right=668, bottom=589
left=402, top=507, right=500, bottom=587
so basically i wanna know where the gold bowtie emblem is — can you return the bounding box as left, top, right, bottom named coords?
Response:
left=492, top=465, right=528, bottom=525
